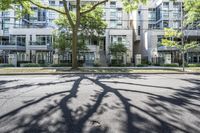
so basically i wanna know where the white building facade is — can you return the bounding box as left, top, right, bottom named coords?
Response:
left=0, top=0, right=134, bottom=66
left=133, top=0, right=200, bottom=64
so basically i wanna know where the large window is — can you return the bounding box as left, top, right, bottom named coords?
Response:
left=110, top=20, right=117, bottom=28
left=110, top=9, right=117, bottom=18
left=38, top=9, right=46, bottom=21
left=49, top=0, right=55, bottom=6
left=36, top=35, right=52, bottom=45
left=110, top=35, right=126, bottom=44
left=110, top=1, right=116, bottom=8
left=148, top=8, right=156, bottom=20
left=10, top=35, right=26, bottom=46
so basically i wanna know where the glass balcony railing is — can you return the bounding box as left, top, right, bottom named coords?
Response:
left=0, top=41, right=25, bottom=46
left=29, top=41, right=52, bottom=46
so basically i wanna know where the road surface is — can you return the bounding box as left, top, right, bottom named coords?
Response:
left=0, top=74, right=199, bottom=133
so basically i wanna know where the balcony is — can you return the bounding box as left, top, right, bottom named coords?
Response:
left=28, top=41, right=53, bottom=50
left=0, top=42, right=26, bottom=51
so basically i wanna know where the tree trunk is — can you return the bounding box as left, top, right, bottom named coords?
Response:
left=72, top=28, right=78, bottom=69
left=182, top=52, right=185, bottom=72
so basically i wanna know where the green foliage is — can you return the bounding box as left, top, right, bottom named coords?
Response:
left=184, top=0, right=200, bottom=27
left=0, top=64, right=15, bottom=67
left=50, top=63, right=71, bottom=67
left=162, top=28, right=199, bottom=53
left=187, top=64, right=200, bottom=67
left=22, top=63, right=40, bottom=67
left=161, top=64, right=179, bottom=67
left=136, top=64, right=148, bottom=67
left=109, top=43, right=127, bottom=55
left=54, top=4, right=106, bottom=53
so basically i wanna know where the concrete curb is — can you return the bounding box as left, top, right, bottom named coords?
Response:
left=0, top=72, right=200, bottom=76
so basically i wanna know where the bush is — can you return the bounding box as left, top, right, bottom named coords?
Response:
left=136, top=64, right=148, bottom=67
left=51, top=63, right=71, bottom=67
left=161, top=63, right=179, bottom=67
left=17, top=61, right=31, bottom=67
left=188, top=64, right=200, bottom=67
left=22, top=63, right=40, bottom=67
left=93, top=62, right=101, bottom=67
left=152, top=63, right=160, bottom=66
left=0, top=64, right=15, bottom=67
left=38, top=60, right=45, bottom=64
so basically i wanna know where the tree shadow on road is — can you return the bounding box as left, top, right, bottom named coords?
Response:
left=0, top=74, right=199, bottom=133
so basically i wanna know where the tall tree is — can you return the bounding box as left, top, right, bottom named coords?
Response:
left=161, top=0, right=200, bottom=72
left=162, top=28, right=199, bottom=71
left=0, top=0, right=147, bottom=69
left=53, top=5, right=106, bottom=63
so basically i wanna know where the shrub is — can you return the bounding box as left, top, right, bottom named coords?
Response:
left=22, top=63, right=40, bottom=67
left=0, top=64, right=15, bottom=67
left=136, top=64, right=148, bottom=67
left=17, top=61, right=31, bottom=67
left=38, top=60, right=45, bottom=64
left=51, top=63, right=71, bottom=67
left=93, top=62, right=101, bottom=67
left=161, top=63, right=179, bottom=67
left=188, top=64, right=200, bottom=67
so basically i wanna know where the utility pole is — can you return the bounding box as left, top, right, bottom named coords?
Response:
left=181, top=2, right=185, bottom=72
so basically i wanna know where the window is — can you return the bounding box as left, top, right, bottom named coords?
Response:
left=49, top=0, right=55, bottom=6
left=110, top=1, right=116, bottom=8
left=157, top=35, right=164, bottom=47
left=3, top=19, right=10, bottom=29
left=59, top=1, right=63, bottom=6
left=162, top=10, right=169, bottom=18
left=172, top=21, right=180, bottom=29
left=38, top=9, right=46, bottom=21
left=148, top=24, right=155, bottom=29
left=49, top=11, right=55, bottom=19
left=163, top=2, right=169, bottom=9
left=36, top=35, right=52, bottom=45
left=10, top=35, right=26, bottom=46
left=138, top=26, right=140, bottom=35
left=110, top=11, right=117, bottom=18
left=163, top=21, right=169, bottom=28
left=173, top=2, right=181, bottom=10
left=110, top=35, right=126, bottom=44
left=110, top=20, right=117, bottom=28
left=3, top=11, right=10, bottom=17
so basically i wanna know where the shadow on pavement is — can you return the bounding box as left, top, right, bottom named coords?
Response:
left=0, top=74, right=199, bottom=133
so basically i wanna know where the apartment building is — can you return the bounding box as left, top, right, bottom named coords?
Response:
left=133, top=0, right=200, bottom=64
left=0, top=0, right=134, bottom=66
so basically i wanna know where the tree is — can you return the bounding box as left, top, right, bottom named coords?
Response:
left=162, top=28, right=199, bottom=71
left=184, top=0, right=200, bottom=27
left=53, top=5, right=106, bottom=63
left=161, top=0, right=200, bottom=72
left=109, top=43, right=127, bottom=65
left=0, top=0, right=147, bottom=69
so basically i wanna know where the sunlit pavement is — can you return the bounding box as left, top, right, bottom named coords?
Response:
left=0, top=74, right=199, bottom=133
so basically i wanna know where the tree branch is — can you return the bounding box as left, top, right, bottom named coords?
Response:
left=29, top=0, right=65, bottom=15
left=62, top=0, right=75, bottom=28
left=80, top=0, right=108, bottom=16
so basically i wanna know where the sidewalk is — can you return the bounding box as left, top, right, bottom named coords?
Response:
left=0, top=67, right=200, bottom=75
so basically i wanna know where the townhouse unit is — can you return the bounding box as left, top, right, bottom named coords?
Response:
left=133, top=0, right=200, bottom=64
left=0, top=0, right=134, bottom=66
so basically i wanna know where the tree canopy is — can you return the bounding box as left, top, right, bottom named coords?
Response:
left=53, top=5, right=106, bottom=53
left=184, top=0, right=200, bottom=27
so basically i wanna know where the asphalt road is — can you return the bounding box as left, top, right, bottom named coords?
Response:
left=0, top=74, right=199, bottom=133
